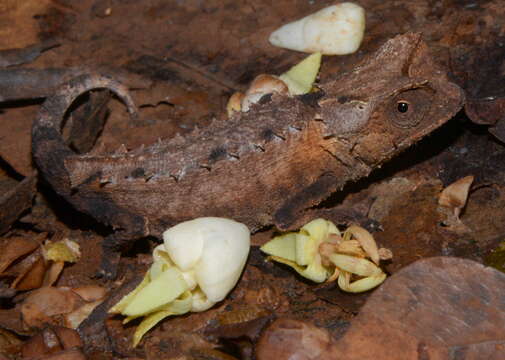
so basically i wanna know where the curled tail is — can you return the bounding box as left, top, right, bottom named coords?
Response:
left=32, top=73, right=138, bottom=197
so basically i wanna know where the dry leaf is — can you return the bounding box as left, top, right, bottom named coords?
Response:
left=21, top=287, right=82, bottom=329
left=438, top=175, right=474, bottom=218
left=71, top=285, right=106, bottom=302
left=0, top=237, right=40, bottom=274
left=12, top=256, right=46, bottom=291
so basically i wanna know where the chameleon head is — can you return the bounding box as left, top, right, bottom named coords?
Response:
left=317, top=33, right=465, bottom=167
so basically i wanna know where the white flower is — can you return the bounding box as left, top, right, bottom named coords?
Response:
left=110, top=217, right=250, bottom=347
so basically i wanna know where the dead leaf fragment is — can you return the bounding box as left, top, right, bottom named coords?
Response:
left=439, top=175, right=474, bottom=218
left=256, top=318, right=335, bottom=360
left=64, top=300, right=103, bottom=329
left=12, top=256, right=46, bottom=291
left=71, top=285, right=106, bottom=302
left=21, top=287, right=82, bottom=329
left=22, top=326, right=82, bottom=359
left=0, top=237, right=40, bottom=274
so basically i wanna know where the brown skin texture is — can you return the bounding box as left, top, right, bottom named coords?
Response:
left=32, top=33, right=464, bottom=278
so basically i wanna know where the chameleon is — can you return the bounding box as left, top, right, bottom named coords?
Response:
left=32, top=33, right=464, bottom=278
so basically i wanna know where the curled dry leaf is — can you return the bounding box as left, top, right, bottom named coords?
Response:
left=438, top=175, right=474, bottom=218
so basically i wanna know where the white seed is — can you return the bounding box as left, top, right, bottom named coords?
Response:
left=269, top=2, right=365, bottom=55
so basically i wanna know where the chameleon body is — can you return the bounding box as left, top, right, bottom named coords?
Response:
left=32, top=33, right=464, bottom=276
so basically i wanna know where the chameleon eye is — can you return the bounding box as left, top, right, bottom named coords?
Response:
left=390, top=88, right=432, bottom=129
left=397, top=101, right=409, bottom=113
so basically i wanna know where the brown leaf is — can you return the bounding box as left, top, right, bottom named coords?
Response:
left=12, top=256, right=46, bottom=291
left=64, top=300, right=103, bottom=329
left=22, top=326, right=82, bottom=358
left=43, top=261, right=65, bottom=287
left=22, top=328, right=63, bottom=358
left=52, top=326, right=82, bottom=350
left=256, top=318, right=336, bottom=360
left=0, top=175, right=36, bottom=231
left=71, top=285, right=106, bottom=302
left=21, top=287, right=82, bottom=329
left=27, top=349, right=87, bottom=360
left=0, top=328, right=22, bottom=357
left=438, top=175, right=474, bottom=218
left=0, top=237, right=40, bottom=274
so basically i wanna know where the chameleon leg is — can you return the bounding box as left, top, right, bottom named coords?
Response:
left=97, top=227, right=148, bottom=280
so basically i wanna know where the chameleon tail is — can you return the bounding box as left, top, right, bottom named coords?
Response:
left=32, top=73, right=138, bottom=196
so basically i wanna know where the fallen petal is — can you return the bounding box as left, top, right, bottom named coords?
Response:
left=329, top=254, right=382, bottom=277
left=345, top=225, right=380, bottom=264
left=122, top=267, right=188, bottom=317
left=108, top=273, right=150, bottom=314
left=260, top=232, right=297, bottom=262
left=132, top=290, right=192, bottom=347
left=338, top=272, right=387, bottom=293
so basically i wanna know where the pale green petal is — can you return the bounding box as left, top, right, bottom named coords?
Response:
left=279, top=52, right=322, bottom=95
left=260, top=233, right=297, bottom=261
left=109, top=273, right=151, bottom=314
left=338, top=272, right=386, bottom=293
left=132, top=291, right=192, bottom=347
left=268, top=255, right=328, bottom=283
left=123, top=267, right=188, bottom=317
left=300, top=218, right=330, bottom=241
left=295, top=233, right=314, bottom=265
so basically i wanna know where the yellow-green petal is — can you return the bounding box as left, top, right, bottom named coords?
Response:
left=279, top=52, right=322, bottom=95
left=109, top=273, right=151, bottom=314
left=123, top=267, right=188, bottom=317
left=268, top=255, right=328, bottom=283
left=338, top=272, right=386, bottom=293
left=329, top=254, right=383, bottom=277
left=132, top=291, right=192, bottom=347
left=295, top=233, right=314, bottom=265
left=260, top=233, right=297, bottom=261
